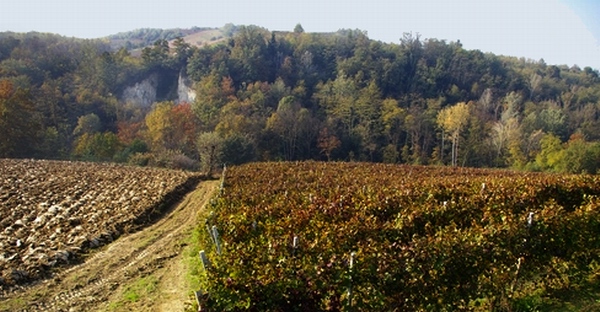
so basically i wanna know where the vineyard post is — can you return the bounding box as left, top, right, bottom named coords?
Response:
left=347, top=252, right=356, bottom=311
left=212, top=225, right=222, bottom=255
left=220, top=163, right=226, bottom=192
left=510, top=257, right=523, bottom=294
left=199, top=250, right=211, bottom=271
left=195, top=289, right=209, bottom=312
left=292, top=235, right=299, bottom=278
left=206, top=223, right=215, bottom=246
left=512, top=212, right=534, bottom=296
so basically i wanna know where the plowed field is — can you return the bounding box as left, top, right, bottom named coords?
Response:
left=0, top=159, right=200, bottom=289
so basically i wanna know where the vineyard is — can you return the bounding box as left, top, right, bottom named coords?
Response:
left=0, top=159, right=200, bottom=290
left=198, top=161, right=600, bottom=311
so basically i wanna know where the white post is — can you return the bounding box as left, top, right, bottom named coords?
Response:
left=348, top=252, right=356, bottom=309
left=206, top=223, right=215, bottom=245
left=212, top=225, right=222, bottom=255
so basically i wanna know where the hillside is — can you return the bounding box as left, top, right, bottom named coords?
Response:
left=106, top=26, right=228, bottom=52
left=1, top=25, right=599, bottom=173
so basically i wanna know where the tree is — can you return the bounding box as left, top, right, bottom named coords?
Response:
left=561, top=134, right=600, bottom=174
left=171, top=102, right=199, bottom=156
left=197, top=131, right=224, bottom=175
left=193, top=73, right=235, bottom=130
left=314, top=73, right=359, bottom=133
left=381, top=98, right=405, bottom=148
left=228, top=26, right=273, bottom=83
left=437, top=102, right=470, bottom=166
left=266, top=96, right=314, bottom=160
left=0, top=79, right=41, bottom=157
left=73, top=132, right=121, bottom=161
left=145, top=101, right=198, bottom=156
left=142, top=39, right=171, bottom=70
left=145, top=101, right=175, bottom=152
left=318, top=127, right=341, bottom=161
left=399, top=32, right=422, bottom=93
left=73, top=113, right=102, bottom=136
left=354, top=80, right=384, bottom=160
left=172, top=37, right=192, bottom=67
left=294, top=24, right=305, bottom=33
left=221, top=134, right=256, bottom=165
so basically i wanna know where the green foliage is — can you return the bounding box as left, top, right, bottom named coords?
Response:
left=73, top=131, right=121, bottom=161
left=73, top=113, right=102, bottom=136
left=293, top=24, right=305, bottom=34
left=198, top=162, right=600, bottom=310
left=221, top=134, right=256, bottom=165
left=114, top=138, right=148, bottom=163
left=0, top=79, right=42, bottom=157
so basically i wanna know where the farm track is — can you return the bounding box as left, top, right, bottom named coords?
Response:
left=0, top=180, right=219, bottom=312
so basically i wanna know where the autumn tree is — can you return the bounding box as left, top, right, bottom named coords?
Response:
left=145, top=101, right=174, bottom=152
left=171, top=102, right=199, bottom=156
left=193, top=73, right=235, bottom=130
left=403, top=97, right=440, bottom=164
left=318, top=127, right=341, bottom=161
left=145, top=101, right=198, bottom=156
left=437, top=102, right=470, bottom=166
left=215, top=81, right=272, bottom=140
left=315, top=73, right=359, bottom=133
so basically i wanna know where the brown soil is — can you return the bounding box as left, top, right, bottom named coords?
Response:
left=0, top=180, right=218, bottom=312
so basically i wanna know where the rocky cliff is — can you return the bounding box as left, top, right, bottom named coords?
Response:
left=177, top=71, right=196, bottom=104
left=121, top=71, right=195, bottom=107
left=121, top=74, right=158, bottom=107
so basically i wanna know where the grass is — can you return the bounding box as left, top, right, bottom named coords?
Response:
left=182, top=227, right=207, bottom=311
left=107, top=275, right=159, bottom=311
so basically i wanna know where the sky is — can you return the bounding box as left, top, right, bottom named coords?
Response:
left=1, top=0, right=599, bottom=70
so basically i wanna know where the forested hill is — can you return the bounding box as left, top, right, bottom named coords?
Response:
left=1, top=25, right=600, bottom=173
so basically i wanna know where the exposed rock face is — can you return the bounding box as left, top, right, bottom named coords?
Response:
left=177, top=71, right=196, bottom=104
left=122, top=74, right=158, bottom=107
left=122, top=70, right=195, bottom=107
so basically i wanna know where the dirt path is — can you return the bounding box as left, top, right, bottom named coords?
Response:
left=0, top=180, right=219, bottom=312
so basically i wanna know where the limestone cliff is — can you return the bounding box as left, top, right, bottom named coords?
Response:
left=121, top=74, right=158, bottom=107
left=121, top=70, right=195, bottom=107
left=177, top=71, right=196, bottom=104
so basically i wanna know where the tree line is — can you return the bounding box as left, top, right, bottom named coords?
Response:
left=1, top=25, right=599, bottom=173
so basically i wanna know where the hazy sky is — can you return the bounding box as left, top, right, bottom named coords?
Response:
left=1, top=0, right=599, bottom=70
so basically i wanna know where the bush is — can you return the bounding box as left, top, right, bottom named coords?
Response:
left=169, top=152, right=198, bottom=171
left=128, top=152, right=153, bottom=167
left=130, top=150, right=198, bottom=170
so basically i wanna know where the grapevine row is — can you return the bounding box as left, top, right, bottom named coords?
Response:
left=198, top=161, right=600, bottom=311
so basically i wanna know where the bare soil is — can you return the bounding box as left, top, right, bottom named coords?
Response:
left=0, top=180, right=218, bottom=312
